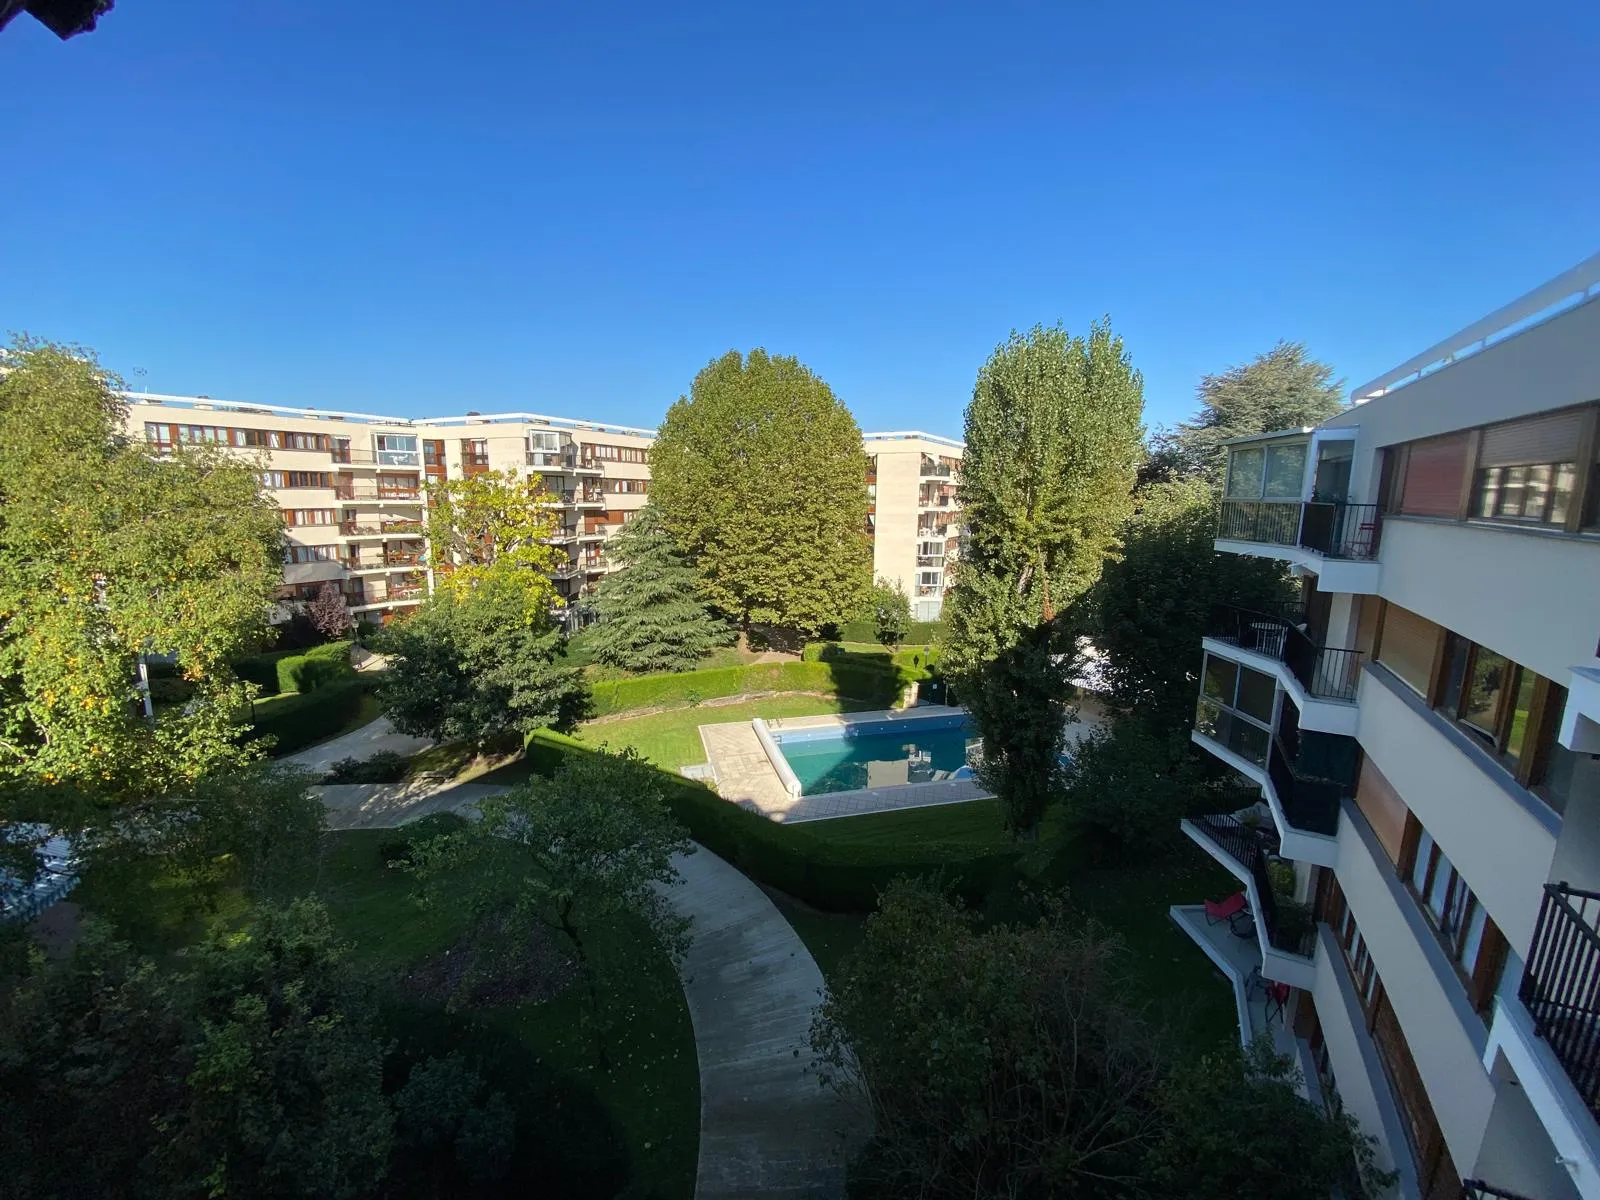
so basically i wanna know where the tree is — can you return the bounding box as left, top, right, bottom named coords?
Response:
left=377, top=572, right=587, bottom=747
left=412, top=748, right=691, bottom=1061
left=812, top=879, right=1164, bottom=1199
left=424, top=468, right=563, bottom=605
left=1148, top=1037, right=1394, bottom=1200
left=0, top=338, right=284, bottom=804
left=1154, top=342, right=1345, bottom=485
left=650, top=349, right=871, bottom=637
left=1058, top=718, right=1196, bottom=863
left=863, top=576, right=911, bottom=647
left=393, top=1053, right=517, bottom=1189
left=1090, top=478, right=1293, bottom=742
left=964, top=623, right=1074, bottom=837
left=584, top=505, right=733, bottom=672
left=942, top=322, right=1144, bottom=678
left=306, top=581, right=353, bottom=640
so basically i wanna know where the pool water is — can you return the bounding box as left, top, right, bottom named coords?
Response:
left=773, top=716, right=976, bottom=795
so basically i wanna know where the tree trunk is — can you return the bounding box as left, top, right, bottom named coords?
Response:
left=558, top=902, right=610, bottom=1068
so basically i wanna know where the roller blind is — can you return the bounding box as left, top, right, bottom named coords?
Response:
left=1356, top=758, right=1408, bottom=865
left=1377, top=603, right=1440, bottom=697
left=1478, top=409, right=1587, bottom=468
left=1399, top=433, right=1469, bottom=517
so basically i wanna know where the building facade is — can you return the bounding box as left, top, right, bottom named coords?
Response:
left=1174, top=256, right=1600, bottom=1199
left=864, top=432, right=963, bottom=621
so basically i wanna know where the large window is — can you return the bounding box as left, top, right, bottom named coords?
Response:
left=1225, top=441, right=1307, bottom=500
left=1195, top=654, right=1276, bottom=765
left=263, top=470, right=332, bottom=489
left=1436, top=634, right=1538, bottom=766
left=1401, top=821, right=1506, bottom=1016
left=375, top=434, right=420, bottom=466
left=1530, top=685, right=1600, bottom=818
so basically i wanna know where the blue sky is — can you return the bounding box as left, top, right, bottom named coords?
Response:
left=2, top=2, right=1596, bottom=439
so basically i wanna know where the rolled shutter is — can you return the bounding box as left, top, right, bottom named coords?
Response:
left=1399, top=433, right=1469, bottom=516
left=1355, top=758, right=1408, bottom=865
left=1479, top=409, right=1587, bottom=467
left=1377, top=603, right=1440, bottom=696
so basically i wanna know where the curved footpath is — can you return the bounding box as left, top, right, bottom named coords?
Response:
left=660, top=847, right=870, bottom=1199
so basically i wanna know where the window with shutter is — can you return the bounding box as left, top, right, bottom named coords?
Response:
left=1356, top=758, right=1409, bottom=865
left=1398, top=433, right=1469, bottom=517
left=1375, top=603, right=1441, bottom=696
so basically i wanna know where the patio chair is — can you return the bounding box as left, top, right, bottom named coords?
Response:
left=1204, top=891, right=1248, bottom=927
left=1265, top=981, right=1291, bottom=1024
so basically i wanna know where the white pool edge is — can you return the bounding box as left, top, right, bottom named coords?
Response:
left=751, top=717, right=804, bottom=799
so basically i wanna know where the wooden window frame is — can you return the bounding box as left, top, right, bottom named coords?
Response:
left=1396, top=814, right=1507, bottom=1016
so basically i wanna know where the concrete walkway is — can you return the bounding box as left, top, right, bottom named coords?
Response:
left=660, top=847, right=869, bottom=1199
left=317, top=778, right=508, bottom=830
left=285, top=715, right=434, bottom=777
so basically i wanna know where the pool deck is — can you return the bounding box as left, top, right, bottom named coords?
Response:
left=699, top=707, right=991, bottom=823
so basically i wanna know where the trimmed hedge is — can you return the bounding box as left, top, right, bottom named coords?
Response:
left=587, top=659, right=904, bottom=717
left=833, top=618, right=944, bottom=646
left=801, top=642, right=940, bottom=677
left=246, top=678, right=371, bottom=756
left=232, top=640, right=355, bottom=696
left=525, top=731, right=1017, bottom=912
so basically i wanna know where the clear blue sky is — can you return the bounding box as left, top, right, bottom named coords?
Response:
left=2, top=2, right=1595, bottom=439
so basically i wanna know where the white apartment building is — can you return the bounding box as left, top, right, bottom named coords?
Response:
left=1173, top=254, right=1600, bottom=1200
left=865, top=432, right=963, bottom=621
left=125, top=395, right=654, bottom=628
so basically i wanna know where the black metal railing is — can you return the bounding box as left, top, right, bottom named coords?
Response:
left=1206, top=605, right=1362, bottom=703
left=1194, top=700, right=1270, bottom=767
left=1188, top=815, right=1312, bottom=958
left=1461, top=1182, right=1538, bottom=1200
left=1267, top=737, right=1343, bottom=837
left=1519, top=882, right=1600, bottom=1117
left=1218, top=499, right=1382, bottom=561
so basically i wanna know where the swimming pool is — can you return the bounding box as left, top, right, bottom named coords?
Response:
left=769, top=713, right=976, bottom=796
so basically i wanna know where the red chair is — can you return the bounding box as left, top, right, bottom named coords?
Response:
left=1204, top=892, right=1248, bottom=926
left=1265, top=981, right=1291, bottom=1024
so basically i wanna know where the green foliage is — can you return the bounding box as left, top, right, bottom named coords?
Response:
left=1089, top=479, right=1293, bottom=741
left=524, top=731, right=1020, bottom=912
left=276, top=639, right=355, bottom=693
left=586, top=658, right=904, bottom=715
left=0, top=900, right=394, bottom=1200
left=247, top=678, right=373, bottom=756
left=1060, top=719, right=1193, bottom=863
left=964, top=625, right=1074, bottom=837
left=232, top=647, right=294, bottom=695
left=834, top=618, right=943, bottom=645
left=423, top=468, right=562, bottom=606
left=378, top=574, right=587, bottom=746
left=306, top=581, right=354, bottom=639
left=812, top=879, right=1164, bottom=1199
left=0, top=338, right=284, bottom=803
left=1147, top=1037, right=1394, bottom=1200
left=1152, top=341, right=1346, bottom=485
left=943, top=322, right=1145, bottom=678
left=325, top=750, right=410, bottom=784
left=585, top=505, right=734, bottom=672
left=862, top=576, right=912, bottom=646
left=650, top=348, right=871, bottom=636
left=393, top=1053, right=516, bottom=1187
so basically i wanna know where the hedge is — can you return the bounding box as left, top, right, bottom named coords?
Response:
left=801, top=642, right=940, bottom=677
left=587, top=659, right=905, bottom=717
left=833, top=618, right=944, bottom=646
left=245, top=678, right=371, bottom=756
left=525, top=731, right=1017, bottom=912
left=232, top=640, right=355, bottom=696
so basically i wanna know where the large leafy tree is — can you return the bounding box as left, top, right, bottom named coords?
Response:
left=942, top=322, right=1145, bottom=678
left=1153, top=342, right=1345, bottom=485
left=0, top=338, right=285, bottom=803
left=863, top=576, right=911, bottom=647
left=650, top=349, right=871, bottom=637
left=965, top=623, right=1074, bottom=837
left=812, top=879, right=1164, bottom=1199
left=1090, top=478, right=1293, bottom=742
left=583, top=505, right=733, bottom=672
left=377, top=573, right=586, bottom=747
left=424, top=468, right=562, bottom=604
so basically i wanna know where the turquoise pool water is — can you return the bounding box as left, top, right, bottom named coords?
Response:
left=772, top=716, right=975, bottom=795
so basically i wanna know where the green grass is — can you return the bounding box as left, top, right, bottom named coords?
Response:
left=250, top=684, right=381, bottom=756
left=764, top=889, right=866, bottom=982
left=314, top=830, right=699, bottom=1198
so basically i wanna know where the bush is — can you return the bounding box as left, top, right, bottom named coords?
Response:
left=277, top=639, right=355, bottom=693
left=232, top=648, right=295, bottom=696
left=586, top=659, right=905, bottom=716
left=378, top=811, right=471, bottom=867
left=1059, top=720, right=1190, bottom=864
left=524, top=731, right=1018, bottom=912
left=324, top=750, right=411, bottom=784
left=833, top=618, right=944, bottom=645
left=246, top=678, right=371, bottom=756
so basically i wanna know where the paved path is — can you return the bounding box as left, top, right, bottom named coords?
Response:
left=318, top=779, right=508, bottom=830
left=285, top=715, right=433, bottom=777
left=660, top=847, right=869, bottom=1198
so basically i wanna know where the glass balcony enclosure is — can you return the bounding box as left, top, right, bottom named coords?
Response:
left=374, top=433, right=420, bottom=466
left=1195, top=654, right=1276, bottom=766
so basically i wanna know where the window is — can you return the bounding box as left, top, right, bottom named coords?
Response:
left=1528, top=685, right=1600, bottom=818
left=1396, top=432, right=1471, bottom=517
left=280, top=431, right=325, bottom=451
left=375, top=434, right=419, bottom=466
left=234, top=428, right=277, bottom=448
left=1434, top=633, right=1548, bottom=770
left=283, top=509, right=336, bottom=526
left=1195, top=653, right=1276, bottom=765
left=285, top=544, right=338, bottom=563
left=423, top=440, right=443, bottom=465
left=603, top=479, right=648, bottom=494
left=1375, top=603, right=1442, bottom=696
left=262, top=471, right=332, bottom=489
left=144, top=422, right=174, bottom=448
left=584, top=443, right=648, bottom=464
left=1224, top=441, right=1307, bottom=500
left=1225, top=447, right=1263, bottom=498
left=1401, top=821, right=1505, bottom=1014
left=179, top=424, right=229, bottom=443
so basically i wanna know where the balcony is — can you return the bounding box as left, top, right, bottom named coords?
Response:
left=334, top=487, right=423, bottom=502
left=919, top=459, right=953, bottom=479
left=1265, top=737, right=1344, bottom=837
left=1216, top=500, right=1383, bottom=592
left=1518, top=883, right=1600, bottom=1119
left=1180, top=813, right=1316, bottom=985
left=1206, top=604, right=1362, bottom=705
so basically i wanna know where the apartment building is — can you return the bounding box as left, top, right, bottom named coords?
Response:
left=125, top=394, right=655, bottom=628
left=864, top=432, right=964, bottom=621
left=1172, top=255, right=1600, bottom=1200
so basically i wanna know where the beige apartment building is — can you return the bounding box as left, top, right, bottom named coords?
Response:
left=1174, top=254, right=1600, bottom=1200
left=125, top=395, right=655, bottom=628
left=865, top=432, right=963, bottom=621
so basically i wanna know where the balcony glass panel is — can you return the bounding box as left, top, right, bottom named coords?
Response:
left=1225, top=447, right=1265, bottom=498
left=1236, top=667, right=1276, bottom=724
left=1263, top=443, right=1307, bottom=498
left=1202, top=655, right=1239, bottom=703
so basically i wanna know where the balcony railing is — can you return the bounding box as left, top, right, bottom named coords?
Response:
left=1218, top=500, right=1382, bottom=561
left=1206, top=605, right=1363, bottom=702
left=920, top=462, right=953, bottom=478
left=1194, top=699, right=1270, bottom=767
left=1266, top=737, right=1343, bottom=836
left=1188, top=815, right=1312, bottom=957
left=1519, top=882, right=1600, bottom=1118
left=335, top=487, right=423, bottom=501
left=1461, top=1182, right=1538, bottom=1200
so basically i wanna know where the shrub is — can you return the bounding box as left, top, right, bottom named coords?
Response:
left=1059, top=719, right=1190, bottom=863
left=232, top=648, right=294, bottom=696
left=246, top=678, right=370, bottom=756
left=833, top=618, right=944, bottom=645
left=379, top=811, right=472, bottom=867
left=324, top=750, right=411, bottom=784
left=276, top=639, right=355, bottom=693
left=523, top=731, right=1018, bottom=912
left=586, top=659, right=904, bottom=716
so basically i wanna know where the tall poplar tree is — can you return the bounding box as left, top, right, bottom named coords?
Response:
left=649, top=349, right=870, bottom=638
left=943, top=322, right=1145, bottom=677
